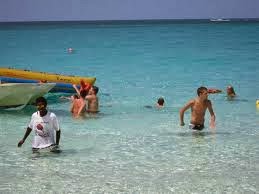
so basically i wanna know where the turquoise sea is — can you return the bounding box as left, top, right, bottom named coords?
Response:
left=0, top=21, right=259, bottom=193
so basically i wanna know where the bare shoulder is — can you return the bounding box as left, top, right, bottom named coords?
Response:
left=185, top=99, right=196, bottom=107
left=85, top=94, right=94, bottom=100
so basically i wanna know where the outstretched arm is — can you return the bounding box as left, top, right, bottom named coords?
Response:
left=207, top=100, right=216, bottom=128
left=179, top=100, right=194, bottom=126
left=17, top=127, right=32, bottom=147
left=72, top=84, right=80, bottom=96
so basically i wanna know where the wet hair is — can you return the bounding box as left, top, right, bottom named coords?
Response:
left=73, top=94, right=79, bottom=99
left=227, top=86, right=236, bottom=95
left=92, top=86, right=99, bottom=94
left=157, top=97, right=165, bottom=106
left=35, top=96, right=47, bottom=106
left=197, top=86, right=208, bottom=96
left=80, top=90, right=88, bottom=98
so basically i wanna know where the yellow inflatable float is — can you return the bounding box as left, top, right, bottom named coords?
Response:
left=0, top=67, right=96, bottom=85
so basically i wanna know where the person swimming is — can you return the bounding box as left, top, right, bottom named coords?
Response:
left=226, top=85, right=236, bottom=98
left=67, top=47, right=74, bottom=53
left=144, top=97, right=165, bottom=109
left=156, top=97, right=165, bottom=108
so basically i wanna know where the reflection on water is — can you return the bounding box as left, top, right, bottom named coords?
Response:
left=165, top=131, right=232, bottom=137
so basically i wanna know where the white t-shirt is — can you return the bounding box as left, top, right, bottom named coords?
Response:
left=28, top=111, right=60, bottom=149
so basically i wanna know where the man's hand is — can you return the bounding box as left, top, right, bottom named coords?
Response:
left=17, top=139, right=24, bottom=147
left=210, top=121, right=215, bottom=129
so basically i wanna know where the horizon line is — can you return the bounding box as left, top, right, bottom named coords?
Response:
left=0, top=18, right=259, bottom=25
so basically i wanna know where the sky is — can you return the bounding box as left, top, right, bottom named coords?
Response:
left=0, top=0, right=259, bottom=22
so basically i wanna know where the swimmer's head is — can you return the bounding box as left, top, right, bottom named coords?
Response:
left=157, top=97, right=165, bottom=106
left=227, top=85, right=236, bottom=96
left=67, top=48, right=73, bottom=53
left=71, top=94, right=79, bottom=100
left=91, top=86, right=99, bottom=95
left=197, top=86, right=208, bottom=97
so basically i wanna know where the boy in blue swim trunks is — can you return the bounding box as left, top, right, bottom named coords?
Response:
left=179, top=86, right=216, bottom=130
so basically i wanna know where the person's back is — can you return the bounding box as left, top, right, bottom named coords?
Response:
left=71, top=100, right=84, bottom=117
left=71, top=90, right=87, bottom=118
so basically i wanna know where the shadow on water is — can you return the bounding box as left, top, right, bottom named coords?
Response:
left=101, top=93, right=111, bottom=97
left=226, top=98, right=249, bottom=102
left=144, top=105, right=153, bottom=109
left=162, top=131, right=232, bottom=137
left=30, top=148, right=79, bottom=160
left=143, top=106, right=178, bottom=114
left=0, top=105, right=35, bottom=116
left=29, top=147, right=95, bottom=160
left=48, top=108, right=71, bottom=117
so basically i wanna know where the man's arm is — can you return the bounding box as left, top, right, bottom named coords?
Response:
left=72, top=84, right=80, bottom=96
left=207, top=100, right=216, bottom=128
left=85, top=94, right=94, bottom=101
left=179, top=100, right=194, bottom=126
left=56, top=130, right=61, bottom=145
left=17, top=127, right=32, bottom=147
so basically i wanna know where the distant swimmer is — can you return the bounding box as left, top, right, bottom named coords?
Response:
left=144, top=97, right=165, bottom=109
left=67, top=47, right=74, bottom=53
left=226, top=85, right=236, bottom=99
left=156, top=97, right=165, bottom=108
left=179, top=86, right=216, bottom=130
left=17, top=97, right=61, bottom=152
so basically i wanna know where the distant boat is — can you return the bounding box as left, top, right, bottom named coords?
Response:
left=210, top=18, right=230, bottom=22
left=0, top=83, right=55, bottom=109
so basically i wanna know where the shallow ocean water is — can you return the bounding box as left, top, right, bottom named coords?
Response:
left=0, top=21, right=259, bottom=193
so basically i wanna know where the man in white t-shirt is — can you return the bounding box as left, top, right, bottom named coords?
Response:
left=18, top=97, right=61, bottom=152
